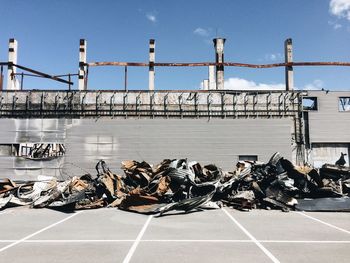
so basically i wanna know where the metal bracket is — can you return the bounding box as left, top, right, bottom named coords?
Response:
left=136, top=92, right=142, bottom=117
left=221, top=92, right=226, bottom=119
left=266, top=92, right=272, bottom=117
left=164, top=93, right=169, bottom=118
left=150, top=93, right=155, bottom=118
left=232, top=93, right=237, bottom=118
left=110, top=92, right=116, bottom=117
left=207, top=93, right=213, bottom=119
left=178, top=93, right=184, bottom=118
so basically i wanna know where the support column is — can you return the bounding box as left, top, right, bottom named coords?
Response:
left=79, top=39, right=87, bottom=91
left=0, top=65, right=3, bottom=90
left=7, top=38, right=18, bottom=90
left=208, top=65, right=216, bottom=90
left=213, top=38, right=225, bottom=90
left=203, top=79, right=209, bottom=90
left=284, top=38, right=293, bottom=91
left=148, top=39, right=155, bottom=91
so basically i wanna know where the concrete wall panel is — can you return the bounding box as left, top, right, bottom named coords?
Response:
left=0, top=118, right=292, bottom=180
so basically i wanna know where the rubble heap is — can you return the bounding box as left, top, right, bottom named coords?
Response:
left=1, top=153, right=350, bottom=215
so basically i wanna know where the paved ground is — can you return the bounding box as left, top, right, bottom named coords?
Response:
left=0, top=207, right=349, bottom=263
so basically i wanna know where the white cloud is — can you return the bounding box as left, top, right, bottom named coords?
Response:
left=303, top=79, right=324, bottom=90
left=224, top=78, right=285, bottom=90
left=328, top=20, right=343, bottom=29
left=146, top=13, right=157, bottom=23
left=330, top=0, right=350, bottom=20
left=334, top=23, right=342, bottom=29
left=333, top=24, right=342, bottom=30
left=193, top=27, right=210, bottom=37
left=264, top=53, right=283, bottom=61
left=209, top=77, right=325, bottom=91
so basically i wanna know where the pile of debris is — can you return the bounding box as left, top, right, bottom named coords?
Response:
left=1, top=153, right=350, bottom=215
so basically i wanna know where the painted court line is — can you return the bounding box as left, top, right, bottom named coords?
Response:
left=24, top=240, right=134, bottom=243
left=141, top=240, right=350, bottom=244
left=223, top=208, right=280, bottom=263
left=0, top=211, right=82, bottom=253
left=142, top=239, right=252, bottom=243
left=122, top=215, right=152, bottom=263
left=297, top=212, right=350, bottom=235
left=260, top=240, right=350, bottom=244
left=1, top=239, right=350, bottom=244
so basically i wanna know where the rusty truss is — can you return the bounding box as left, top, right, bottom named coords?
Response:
left=0, top=90, right=303, bottom=119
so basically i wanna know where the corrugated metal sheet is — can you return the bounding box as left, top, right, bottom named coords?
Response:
left=0, top=118, right=292, bottom=180
left=307, top=91, right=350, bottom=143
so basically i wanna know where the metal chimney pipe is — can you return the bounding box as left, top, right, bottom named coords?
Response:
left=79, top=39, right=87, bottom=91
left=213, top=38, right=225, bottom=90
left=284, top=38, right=294, bottom=91
left=7, top=38, right=18, bottom=90
left=149, top=39, right=155, bottom=91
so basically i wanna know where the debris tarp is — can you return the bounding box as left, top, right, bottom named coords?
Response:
left=1, top=153, right=350, bottom=215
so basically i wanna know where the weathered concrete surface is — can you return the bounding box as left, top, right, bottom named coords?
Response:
left=0, top=118, right=293, bottom=180
left=0, top=208, right=349, bottom=263
left=227, top=209, right=350, bottom=241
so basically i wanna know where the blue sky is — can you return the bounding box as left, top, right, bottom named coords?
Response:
left=1, top=0, right=350, bottom=90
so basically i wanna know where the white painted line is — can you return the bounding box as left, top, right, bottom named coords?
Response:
left=0, top=211, right=82, bottom=253
left=223, top=208, right=280, bottom=263
left=141, top=239, right=252, bottom=243
left=260, top=240, right=350, bottom=244
left=122, top=215, right=152, bottom=263
left=297, top=212, right=350, bottom=235
left=143, top=239, right=350, bottom=244
left=22, top=239, right=134, bottom=243
left=1, top=239, right=350, bottom=244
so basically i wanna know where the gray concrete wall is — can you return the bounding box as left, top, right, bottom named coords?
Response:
left=0, top=118, right=292, bottom=180
left=310, top=143, right=350, bottom=168
left=307, top=91, right=350, bottom=143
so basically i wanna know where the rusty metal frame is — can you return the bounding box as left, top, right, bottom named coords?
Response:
left=0, top=90, right=304, bottom=119
left=87, top=61, right=350, bottom=68
left=0, top=62, right=73, bottom=86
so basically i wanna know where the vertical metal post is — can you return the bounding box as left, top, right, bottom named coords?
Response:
left=7, top=38, right=19, bottom=90
left=20, top=72, right=24, bottom=90
left=148, top=39, right=155, bottom=91
left=0, top=66, right=4, bottom=90
left=79, top=39, right=87, bottom=91
left=124, top=66, right=128, bottom=91
left=68, top=74, right=71, bottom=90
left=284, top=38, right=294, bottom=91
left=213, top=38, right=225, bottom=90
left=85, top=65, right=89, bottom=90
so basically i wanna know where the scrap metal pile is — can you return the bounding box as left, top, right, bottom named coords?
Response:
left=1, top=153, right=350, bottom=215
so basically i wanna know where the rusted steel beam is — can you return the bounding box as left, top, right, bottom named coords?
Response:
left=155, top=62, right=216, bottom=67
left=225, top=62, right=350, bottom=68
left=88, top=62, right=149, bottom=67
left=88, top=62, right=216, bottom=67
left=224, top=62, right=286, bottom=68
left=292, top=62, right=350, bottom=66
left=12, top=63, right=73, bottom=85
left=87, top=61, right=350, bottom=68
left=5, top=61, right=350, bottom=69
